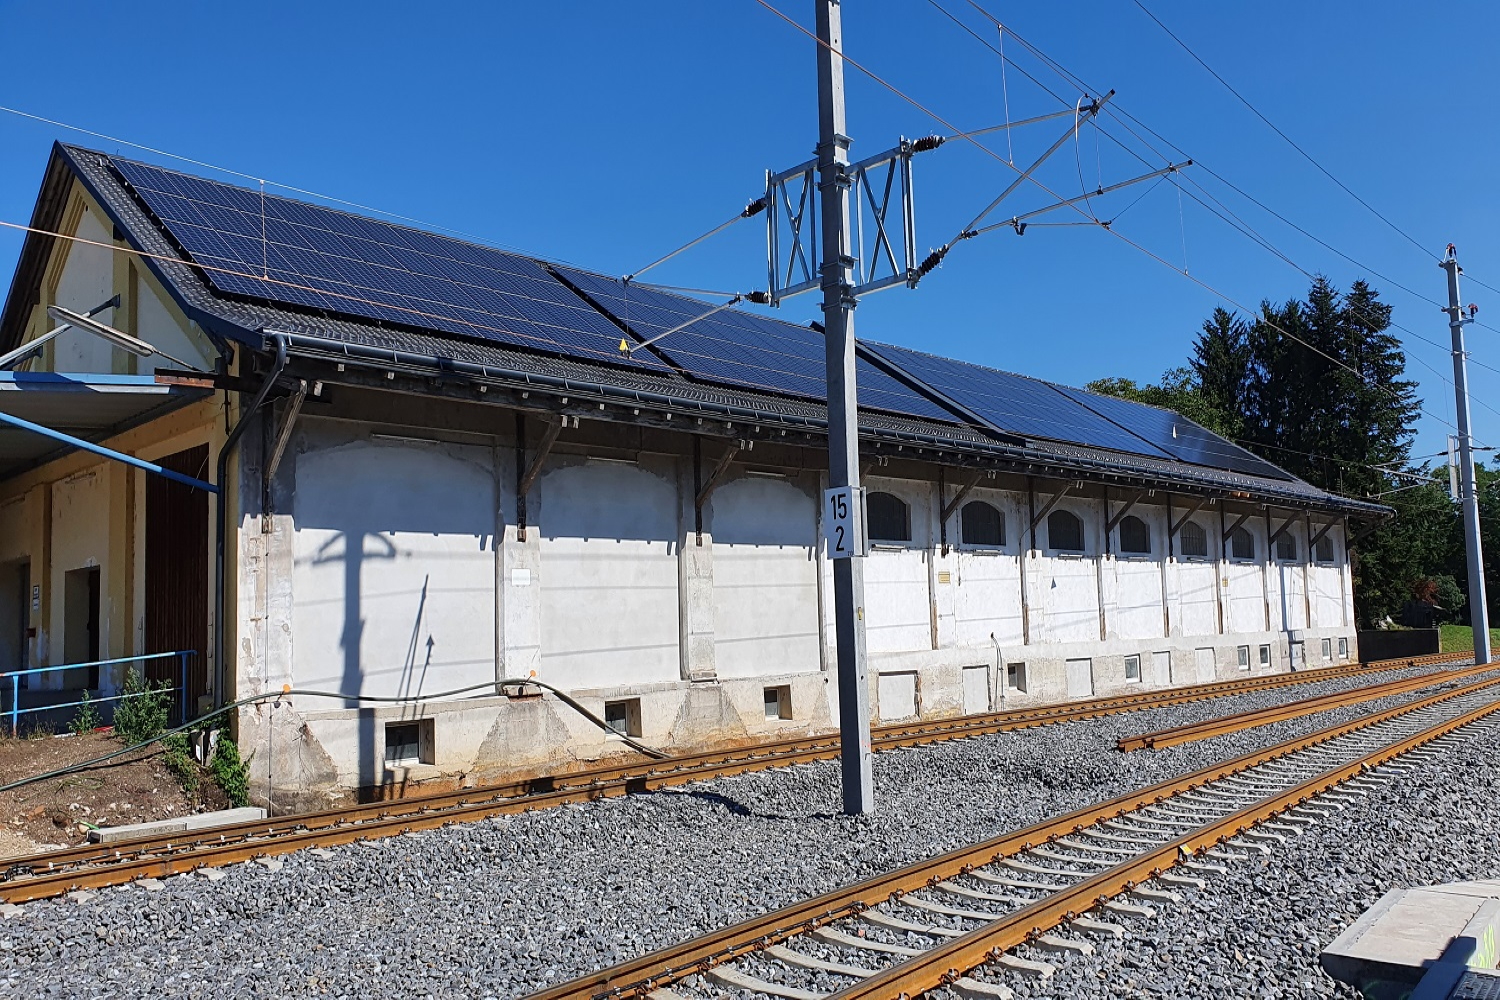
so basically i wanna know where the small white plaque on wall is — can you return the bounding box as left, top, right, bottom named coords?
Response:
left=511, top=568, right=532, bottom=587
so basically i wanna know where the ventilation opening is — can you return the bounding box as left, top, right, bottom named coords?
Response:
left=605, top=698, right=642, bottom=738
left=1005, top=662, right=1028, bottom=694
left=384, top=719, right=433, bottom=766
left=763, top=685, right=792, bottom=721
left=1124, top=654, right=1141, bottom=683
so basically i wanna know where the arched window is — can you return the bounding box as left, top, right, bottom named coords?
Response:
left=1180, top=521, right=1208, bottom=558
left=1118, top=515, right=1151, bottom=555
left=960, top=501, right=1005, bottom=547
left=1315, top=535, right=1335, bottom=563
left=1276, top=533, right=1298, bottom=562
left=1230, top=526, right=1255, bottom=561
left=866, top=491, right=911, bottom=543
left=1048, top=509, right=1084, bottom=552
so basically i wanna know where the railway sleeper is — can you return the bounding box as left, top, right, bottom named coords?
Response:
left=764, top=942, right=876, bottom=978
left=706, top=963, right=823, bottom=1000
left=809, top=925, right=923, bottom=957
left=950, top=975, right=1014, bottom=1000
left=859, top=907, right=963, bottom=938
left=1069, top=915, right=1128, bottom=939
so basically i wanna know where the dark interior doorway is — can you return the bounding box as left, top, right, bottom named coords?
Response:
left=145, top=444, right=210, bottom=715
left=63, top=565, right=100, bottom=687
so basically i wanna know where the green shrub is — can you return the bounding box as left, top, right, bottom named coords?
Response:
left=69, top=692, right=101, bottom=736
left=161, top=731, right=199, bottom=794
left=209, top=735, right=251, bottom=808
left=112, top=671, right=170, bottom=746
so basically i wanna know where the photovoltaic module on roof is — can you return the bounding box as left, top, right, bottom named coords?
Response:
left=109, top=157, right=666, bottom=371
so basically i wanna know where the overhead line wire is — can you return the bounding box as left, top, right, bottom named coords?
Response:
left=751, top=0, right=1482, bottom=449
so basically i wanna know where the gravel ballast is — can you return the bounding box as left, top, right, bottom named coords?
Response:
left=0, top=662, right=1490, bottom=999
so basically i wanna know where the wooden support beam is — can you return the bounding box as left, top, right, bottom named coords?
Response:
left=1029, top=482, right=1076, bottom=535
left=1170, top=496, right=1209, bottom=537
left=1105, top=490, right=1146, bottom=532
left=518, top=419, right=564, bottom=500
left=695, top=443, right=741, bottom=510
left=941, top=469, right=985, bottom=524
left=1266, top=511, right=1299, bottom=547
left=1222, top=509, right=1254, bottom=541
left=1308, top=519, right=1336, bottom=549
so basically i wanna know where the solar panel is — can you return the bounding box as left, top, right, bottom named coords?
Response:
left=1051, top=385, right=1294, bottom=481
left=109, top=157, right=665, bottom=370
left=864, top=342, right=1176, bottom=458
left=554, top=267, right=965, bottom=424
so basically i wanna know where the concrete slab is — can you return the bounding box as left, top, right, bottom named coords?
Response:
left=88, top=807, right=267, bottom=844
left=1322, top=881, right=1500, bottom=996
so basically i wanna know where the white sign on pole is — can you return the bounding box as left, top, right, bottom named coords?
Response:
left=1449, top=435, right=1461, bottom=501
left=823, top=486, right=866, bottom=559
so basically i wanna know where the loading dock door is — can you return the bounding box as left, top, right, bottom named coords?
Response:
left=144, top=445, right=209, bottom=710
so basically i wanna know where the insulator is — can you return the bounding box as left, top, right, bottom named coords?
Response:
left=744, top=291, right=772, bottom=305
left=742, top=197, right=768, bottom=218
left=917, top=248, right=946, bottom=276
left=910, top=134, right=944, bottom=153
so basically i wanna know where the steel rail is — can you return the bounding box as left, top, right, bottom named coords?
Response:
left=1117, top=659, right=1498, bottom=750
left=523, top=671, right=1500, bottom=1000
left=829, top=696, right=1500, bottom=1000
left=0, top=651, right=1468, bottom=895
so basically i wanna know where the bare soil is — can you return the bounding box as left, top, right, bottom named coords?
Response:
left=0, top=730, right=228, bottom=860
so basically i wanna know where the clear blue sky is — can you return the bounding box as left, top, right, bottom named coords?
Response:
left=2, top=1, right=1495, bottom=474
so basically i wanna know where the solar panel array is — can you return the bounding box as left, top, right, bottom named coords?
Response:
left=1051, top=385, right=1293, bottom=480
left=863, top=342, right=1179, bottom=459
left=555, top=266, right=965, bottom=424
left=107, top=154, right=1296, bottom=481
left=109, top=157, right=663, bottom=370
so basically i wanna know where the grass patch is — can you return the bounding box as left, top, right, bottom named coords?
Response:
left=1440, top=623, right=1500, bottom=654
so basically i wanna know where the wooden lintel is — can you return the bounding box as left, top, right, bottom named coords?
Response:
left=1170, top=496, right=1208, bottom=536
left=518, top=419, right=564, bottom=499
left=695, top=444, right=741, bottom=509
left=1222, top=509, right=1254, bottom=541
left=1030, top=483, right=1075, bottom=533
left=1105, top=490, right=1147, bottom=532
left=941, top=470, right=986, bottom=523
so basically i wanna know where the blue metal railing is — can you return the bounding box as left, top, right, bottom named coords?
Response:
left=1, top=651, right=194, bottom=736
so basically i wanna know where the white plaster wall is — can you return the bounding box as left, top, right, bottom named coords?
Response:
left=1225, top=522, right=1265, bottom=633
left=134, top=272, right=212, bottom=374
left=1033, top=499, right=1101, bottom=644
left=290, top=437, right=497, bottom=699
left=951, top=488, right=1024, bottom=648
left=709, top=477, right=820, bottom=679
left=537, top=461, right=680, bottom=689
left=50, top=208, right=117, bottom=373
left=0, top=496, right=26, bottom=564
left=49, top=466, right=110, bottom=670
left=859, top=479, right=934, bottom=654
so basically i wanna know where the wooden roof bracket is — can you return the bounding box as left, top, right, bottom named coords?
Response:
left=1105, top=489, right=1147, bottom=532
left=696, top=440, right=745, bottom=511
left=1222, top=509, right=1254, bottom=541
left=1170, top=495, right=1210, bottom=537
left=1030, top=481, right=1078, bottom=534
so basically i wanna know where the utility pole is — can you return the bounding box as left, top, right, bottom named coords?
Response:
left=816, top=0, right=875, bottom=814
left=1441, top=244, right=1491, bottom=664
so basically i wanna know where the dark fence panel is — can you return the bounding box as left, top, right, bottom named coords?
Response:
left=1357, top=628, right=1441, bottom=661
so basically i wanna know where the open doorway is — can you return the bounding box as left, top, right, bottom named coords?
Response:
left=63, top=566, right=100, bottom=688
left=0, top=561, right=28, bottom=681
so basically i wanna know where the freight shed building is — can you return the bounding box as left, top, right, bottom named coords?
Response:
left=0, top=145, right=1386, bottom=808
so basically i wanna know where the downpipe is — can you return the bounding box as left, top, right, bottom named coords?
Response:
left=213, top=334, right=288, bottom=711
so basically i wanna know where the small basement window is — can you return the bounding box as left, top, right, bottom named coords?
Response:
left=1339, top=637, right=1349, bottom=660
left=1259, top=643, right=1272, bottom=667
left=1118, top=515, right=1151, bottom=555
left=384, top=720, right=433, bottom=766
left=1237, top=645, right=1251, bottom=671
left=866, top=491, right=911, bottom=543
left=1230, top=527, right=1256, bottom=561
left=1048, top=509, right=1085, bottom=553
left=1322, top=637, right=1333, bottom=661
left=960, top=501, right=1005, bottom=548
left=1124, top=654, right=1141, bottom=683
left=604, top=698, right=642, bottom=738
left=1180, top=521, right=1208, bottom=559
left=1006, top=662, right=1028, bottom=693
left=764, top=685, right=792, bottom=720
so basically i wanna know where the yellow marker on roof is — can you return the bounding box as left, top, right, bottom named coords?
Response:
left=618, top=338, right=629, bottom=354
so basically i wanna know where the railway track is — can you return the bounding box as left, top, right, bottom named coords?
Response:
left=1116, top=658, right=1497, bottom=751
left=0, top=650, right=1468, bottom=904
left=528, top=671, right=1500, bottom=1000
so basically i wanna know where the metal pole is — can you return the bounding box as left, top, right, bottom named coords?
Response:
left=1442, top=245, right=1491, bottom=664
left=817, top=0, right=874, bottom=814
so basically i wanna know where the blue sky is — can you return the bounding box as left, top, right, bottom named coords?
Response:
left=1, top=1, right=1495, bottom=473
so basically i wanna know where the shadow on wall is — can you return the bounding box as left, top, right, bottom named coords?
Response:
left=292, top=438, right=497, bottom=789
